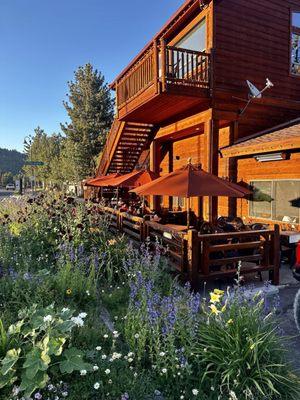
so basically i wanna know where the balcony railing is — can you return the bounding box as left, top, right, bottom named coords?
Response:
left=117, top=48, right=155, bottom=108
left=165, top=46, right=210, bottom=87
left=116, top=43, right=211, bottom=109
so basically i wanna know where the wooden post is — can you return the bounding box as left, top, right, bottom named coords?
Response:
left=204, top=118, right=219, bottom=222
left=160, top=38, right=166, bottom=92
left=140, top=219, right=145, bottom=242
left=202, top=238, right=210, bottom=277
left=118, top=211, right=123, bottom=233
left=153, top=40, right=160, bottom=94
left=270, top=224, right=280, bottom=285
left=168, top=142, right=173, bottom=211
left=150, top=140, right=161, bottom=211
left=228, top=120, right=239, bottom=217
left=187, top=229, right=199, bottom=290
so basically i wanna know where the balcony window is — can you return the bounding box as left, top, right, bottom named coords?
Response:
left=167, top=19, right=207, bottom=82
left=291, top=12, right=300, bottom=75
left=249, top=180, right=300, bottom=223
left=175, top=19, right=206, bottom=52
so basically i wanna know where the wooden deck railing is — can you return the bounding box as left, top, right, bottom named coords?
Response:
left=115, top=43, right=211, bottom=109
left=144, top=221, right=188, bottom=272
left=188, top=226, right=280, bottom=287
left=165, top=46, right=210, bottom=87
left=117, top=47, right=155, bottom=108
left=98, top=207, right=280, bottom=287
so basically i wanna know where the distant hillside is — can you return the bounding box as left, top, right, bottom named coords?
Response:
left=0, top=148, right=25, bottom=175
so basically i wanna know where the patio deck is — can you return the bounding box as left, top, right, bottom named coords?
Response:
left=99, top=206, right=280, bottom=288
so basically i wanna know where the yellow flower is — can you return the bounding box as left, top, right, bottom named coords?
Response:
left=210, top=292, right=221, bottom=304
left=209, top=304, right=220, bottom=315
left=214, top=289, right=224, bottom=296
left=227, top=319, right=234, bottom=325
left=108, top=239, right=117, bottom=246
left=66, top=288, right=72, bottom=295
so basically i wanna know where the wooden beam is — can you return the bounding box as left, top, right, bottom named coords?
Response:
left=156, top=109, right=213, bottom=141
left=228, top=121, right=239, bottom=217
left=150, top=140, right=161, bottom=210
left=204, top=118, right=219, bottom=222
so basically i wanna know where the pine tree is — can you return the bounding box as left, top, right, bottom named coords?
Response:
left=60, top=63, right=114, bottom=181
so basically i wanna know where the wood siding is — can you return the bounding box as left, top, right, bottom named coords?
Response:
left=214, top=0, right=300, bottom=138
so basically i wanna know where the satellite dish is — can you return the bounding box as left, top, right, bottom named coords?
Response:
left=247, top=80, right=262, bottom=99
left=235, top=78, right=275, bottom=116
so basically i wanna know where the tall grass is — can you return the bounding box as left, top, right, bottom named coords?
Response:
left=196, top=289, right=300, bottom=400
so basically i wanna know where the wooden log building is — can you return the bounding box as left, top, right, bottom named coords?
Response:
left=97, top=0, right=300, bottom=230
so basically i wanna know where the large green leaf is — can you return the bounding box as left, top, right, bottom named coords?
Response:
left=23, top=348, right=50, bottom=380
left=0, top=370, right=17, bottom=389
left=1, top=348, right=21, bottom=375
left=58, top=320, right=76, bottom=333
left=59, top=347, right=90, bottom=374
left=48, top=336, right=66, bottom=356
left=20, top=370, right=48, bottom=397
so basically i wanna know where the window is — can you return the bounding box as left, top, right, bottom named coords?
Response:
left=249, top=181, right=272, bottom=219
left=291, top=12, right=300, bottom=74
left=175, top=19, right=206, bottom=52
left=169, top=19, right=206, bottom=81
left=249, top=180, right=300, bottom=223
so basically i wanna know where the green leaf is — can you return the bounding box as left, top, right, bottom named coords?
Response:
left=59, top=347, right=90, bottom=374
left=20, top=370, right=48, bottom=397
left=31, top=315, right=45, bottom=330
left=1, top=348, right=21, bottom=375
left=23, top=348, right=50, bottom=380
left=0, top=370, right=17, bottom=389
left=48, top=337, right=65, bottom=356
left=59, top=320, right=75, bottom=333
left=8, top=320, right=24, bottom=335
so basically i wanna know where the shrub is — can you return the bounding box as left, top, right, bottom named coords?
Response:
left=0, top=304, right=91, bottom=397
left=195, top=288, right=300, bottom=400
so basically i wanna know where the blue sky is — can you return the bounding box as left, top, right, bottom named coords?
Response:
left=0, top=0, right=183, bottom=152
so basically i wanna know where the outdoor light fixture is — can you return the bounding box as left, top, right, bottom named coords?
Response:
left=254, top=152, right=286, bottom=162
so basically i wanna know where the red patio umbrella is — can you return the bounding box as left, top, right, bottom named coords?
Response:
left=86, top=173, right=121, bottom=187
left=102, top=169, right=159, bottom=188
left=131, top=161, right=251, bottom=227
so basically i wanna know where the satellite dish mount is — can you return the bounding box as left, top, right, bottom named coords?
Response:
left=236, top=78, right=274, bottom=116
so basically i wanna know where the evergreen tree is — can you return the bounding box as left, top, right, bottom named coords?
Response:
left=60, top=63, right=114, bottom=181
left=0, top=148, right=25, bottom=177
left=23, top=127, right=63, bottom=188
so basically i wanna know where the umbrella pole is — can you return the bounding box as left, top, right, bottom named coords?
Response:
left=187, top=197, right=191, bottom=230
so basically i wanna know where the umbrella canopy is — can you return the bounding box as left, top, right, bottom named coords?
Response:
left=86, top=173, right=121, bottom=187
left=131, top=164, right=251, bottom=197
left=102, top=169, right=159, bottom=188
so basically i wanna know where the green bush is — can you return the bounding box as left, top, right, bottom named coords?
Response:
left=0, top=304, right=91, bottom=397
left=195, top=289, right=300, bottom=400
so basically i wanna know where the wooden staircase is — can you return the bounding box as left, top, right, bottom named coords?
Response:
left=97, top=119, right=156, bottom=175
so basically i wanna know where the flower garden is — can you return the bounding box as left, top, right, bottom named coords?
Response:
left=0, top=193, right=300, bottom=400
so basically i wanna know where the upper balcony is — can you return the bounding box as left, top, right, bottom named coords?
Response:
left=113, top=41, right=211, bottom=125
